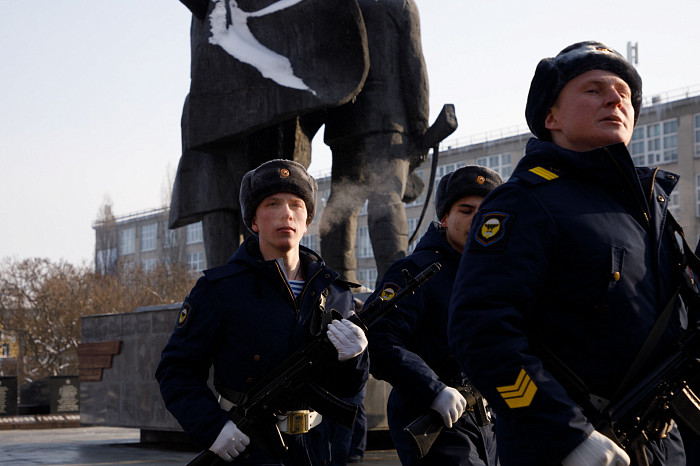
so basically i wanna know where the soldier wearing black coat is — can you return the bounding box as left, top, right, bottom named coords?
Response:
left=367, top=166, right=502, bottom=465
left=449, top=42, right=689, bottom=466
left=157, top=160, right=369, bottom=465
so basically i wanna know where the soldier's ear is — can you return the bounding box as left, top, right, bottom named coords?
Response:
left=440, top=214, right=449, bottom=228
left=251, top=217, right=260, bottom=233
left=544, top=107, right=560, bottom=131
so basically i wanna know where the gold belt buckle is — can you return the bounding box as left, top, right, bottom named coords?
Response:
left=287, top=410, right=311, bottom=434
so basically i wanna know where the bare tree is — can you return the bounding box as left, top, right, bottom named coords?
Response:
left=0, top=257, right=196, bottom=383
left=0, top=258, right=90, bottom=382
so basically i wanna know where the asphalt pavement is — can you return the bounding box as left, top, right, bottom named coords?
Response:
left=0, top=426, right=401, bottom=466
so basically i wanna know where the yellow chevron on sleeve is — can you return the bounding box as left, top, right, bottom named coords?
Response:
left=496, top=368, right=538, bottom=408
left=529, top=166, right=559, bottom=180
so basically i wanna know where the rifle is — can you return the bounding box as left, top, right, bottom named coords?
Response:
left=595, top=324, right=700, bottom=466
left=403, top=384, right=490, bottom=459
left=186, top=261, right=442, bottom=466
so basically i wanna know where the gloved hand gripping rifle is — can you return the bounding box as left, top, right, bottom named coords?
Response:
left=403, top=383, right=490, bottom=458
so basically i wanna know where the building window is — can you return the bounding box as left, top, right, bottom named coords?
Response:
left=142, top=258, right=157, bottom=272
left=668, top=190, right=680, bottom=219
left=141, top=223, right=158, bottom=252
left=163, top=222, right=178, bottom=248
left=187, top=252, right=205, bottom=271
left=406, top=217, right=428, bottom=254
left=477, top=153, right=512, bottom=180
left=356, top=226, right=373, bottom=258
left=629, top=128, right=645, bottom=166
left=321, top=189, right=331, bottom=207
left=186, top=222, right=203, bottom=244
left=96, top=248, right=117, bottom=274
left=119, top=228, right=135, bottom=255
left=357, top=268, right=377, bottom=290
left=695, top=114, right=700, bottom=157
left=300, top=234, right=318, bottom=251
left=630, top=119, right=678, bottom=166
left=696, top=174, right=700, bottom=217
left=1, top=343, right=10, bottom=358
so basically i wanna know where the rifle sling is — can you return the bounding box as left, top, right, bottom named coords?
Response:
left=408, top=144, right=440, bottom=245
left=532, top=278, right=682, bottom=415
left=613, top=211, right=700, bottom=400
left=611, top=285, right=680, bottom=401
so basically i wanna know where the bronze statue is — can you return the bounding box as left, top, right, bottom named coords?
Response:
left=171, top=0, right=433, bottom=285
left=320, top=0, right=430, bottom=284
left=170, top=0, right=369, bottom=267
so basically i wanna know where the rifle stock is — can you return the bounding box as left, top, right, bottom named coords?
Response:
left=421, top=104, right=457, bottom=151
left=403, top=385, right=489, bottom=459
left=185, top=262, right=442, bottom=465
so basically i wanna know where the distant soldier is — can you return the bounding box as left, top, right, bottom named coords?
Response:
left=368, top=166, right=502, bottom=465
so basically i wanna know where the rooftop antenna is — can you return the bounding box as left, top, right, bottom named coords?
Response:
left=627, top=41, right=639, bottom=66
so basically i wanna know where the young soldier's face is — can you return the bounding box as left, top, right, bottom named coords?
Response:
left=545, top=69, right=635, bottom=151
left=252, top=192, right=308, bottom=254
left=440, top=195, right=484, bottom=254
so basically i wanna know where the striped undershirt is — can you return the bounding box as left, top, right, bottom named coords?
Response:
left=289, top=279, right=305, bottom=298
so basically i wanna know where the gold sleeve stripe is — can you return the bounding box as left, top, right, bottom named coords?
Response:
left=528, top=166, right=559, bottom=180
left=496, top=368, right=538, bottom=409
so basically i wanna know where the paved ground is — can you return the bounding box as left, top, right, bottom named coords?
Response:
left=0, top=426, right=401, bottom=465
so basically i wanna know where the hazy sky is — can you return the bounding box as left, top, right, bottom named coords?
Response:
left=2, top=0, right=700, bottom=265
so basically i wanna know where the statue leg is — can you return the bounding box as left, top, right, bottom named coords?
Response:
left=320, top=143, right=367, bottom=283
left=366, top=133, right=410, bottom=285
left=197, top=141, right=249, bottom=268
left=202, top=210, right=246, bottom=268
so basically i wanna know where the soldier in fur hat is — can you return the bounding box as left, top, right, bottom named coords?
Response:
left=367, top=165, right=502, bottom=465
left=157, top=160, right=369, bottom=465
left=449, top=41, right=688, bottom=465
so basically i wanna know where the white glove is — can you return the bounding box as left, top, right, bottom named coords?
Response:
left=209, top=420, right=250, bottom=462
left=327, top=318, right=368, bottom=361
left=561, top=430, right=630, bottom=466
left=430, top=387, right=467, bottom=428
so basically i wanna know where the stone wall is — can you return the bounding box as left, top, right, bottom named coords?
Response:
left=80, top=303, right=181, bottom=431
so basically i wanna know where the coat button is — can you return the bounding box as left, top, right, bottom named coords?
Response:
left=253, top=354, right=261, bottom=362
left=311, top=291, right=316, bottom=297
left=657, top=195, right=665, bottom=202
left=613, top=271, right=621, bottom=282
left=246, top=377, right=254, bottom=384
left=666, top=174, right=676, bottom=180
left=325, top=274, right=331, bottom=278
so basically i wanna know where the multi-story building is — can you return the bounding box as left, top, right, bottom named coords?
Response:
left=93, top=206, right=207, bottom=274
left=96, top=87, right=700, bottom=288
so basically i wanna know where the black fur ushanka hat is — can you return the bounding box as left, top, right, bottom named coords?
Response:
left=525, top=41, right=643, bottom=141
